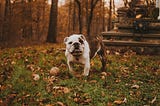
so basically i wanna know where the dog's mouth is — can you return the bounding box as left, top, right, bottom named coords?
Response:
left=71, top=49, right=82, bottom=56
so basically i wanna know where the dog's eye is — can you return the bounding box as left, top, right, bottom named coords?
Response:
left=79, top=38, right=84, bottom=44
left=68, top=42, right=72, bottom=44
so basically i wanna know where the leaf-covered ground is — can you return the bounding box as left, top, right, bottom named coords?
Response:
left=0, top=44, right=159, bottom=106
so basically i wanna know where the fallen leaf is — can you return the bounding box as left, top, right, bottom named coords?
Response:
left=63, top=87, right=70, bottom=94
left=89, top=80, right=97, bottom=83
left=57, top=101, right=65, bottom=106
left=101, top=72, right=107, bottom=76
left=0, top=99, right=3, bottom=104
left=114, top=98, right=127, bottom=105
left=32, top=73, right=40, bottom=81
left=73, top=97, right=80, bottom=102
left=131, top=84, right=140, bottom=89
left=107, top=102, right=113, bottom=106
left=11, top=61, right=16, bottom=65
left=45, top=104, right=53, bottom=106
left=115, top=79, right=121, bottom=83
left=129, top=91, right=134, bottom=96
left=101, top=91, right=105, bottom=97
left=123, top=98, right=127, bottom=103
left=84, top=98, right=92, bottom=103
left=24, top=94, right=30, bottom=98
left=151, top=96, right=156, bottom=104
left=53, top=86, right=70, bottom=94
left=49, top=67, right=60, bottom=76
left=115, top=52, right=120, bottom=55
left=106, top=50, right=110, bottom=54
left=91, top=61, right=94, bottom=66
left=101, top=76, right=105, bottom=80
left=113, top=100, right=124, bottom=105
left=47, top=76, right=57, bottom=84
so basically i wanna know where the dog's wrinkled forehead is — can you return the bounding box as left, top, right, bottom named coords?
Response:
left=64, top=34, right=86, bottom=44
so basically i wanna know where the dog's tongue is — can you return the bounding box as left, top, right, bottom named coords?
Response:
left=71, top=50, right=82, bottom=56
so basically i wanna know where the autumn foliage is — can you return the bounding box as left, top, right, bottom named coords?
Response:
left=0, top=0, right=108, bottom=48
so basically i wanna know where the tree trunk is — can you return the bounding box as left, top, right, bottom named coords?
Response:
left=113, top=0, right=115, bottom=14
left=75, top=0, right=82, bottom=34
left=0, top=0, right=6, bottom=41
left=108, top=0, right=112, bottom=31
left=85, top=0, right=88, bottom=35
left=22, top=0, right=27, bottom=38
left=102, top=0, right=105, bottom=31
left=87, top=0, right=99, bottom=37
left=3, top=0, right=11, bottom=41
left=72, top=0, right=76, bottom=33
left=68, top=0, right=72, bottom=35
left=47, top=0, right=58, bottom=43
left=28, top=0, right=33, bottom=39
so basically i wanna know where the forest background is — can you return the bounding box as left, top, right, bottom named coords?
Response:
left=0, top=0, right=158, bottom=49
left=0, top=0, right=124, bottom=48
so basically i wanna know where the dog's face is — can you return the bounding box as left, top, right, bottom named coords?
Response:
left=64, top=34, right=86, bottom=56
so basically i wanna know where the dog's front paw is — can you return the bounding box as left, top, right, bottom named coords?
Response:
left=82, top=72, right=89, bottom=76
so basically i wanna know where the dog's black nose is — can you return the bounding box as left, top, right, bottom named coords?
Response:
left=73, top=42, right=80, bottom=49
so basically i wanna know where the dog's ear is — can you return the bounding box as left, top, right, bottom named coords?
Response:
left=64, top=37, right=68, bottom=43
left=80, top=34, right=86, bottom=41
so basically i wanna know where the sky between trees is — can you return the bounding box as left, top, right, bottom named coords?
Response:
left=48, top=0, right=124, bottom=7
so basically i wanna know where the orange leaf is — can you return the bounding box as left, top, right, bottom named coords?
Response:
left=113, top=100, right=124, bottom=105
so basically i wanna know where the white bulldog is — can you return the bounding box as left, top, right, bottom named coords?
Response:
left=64, top=34, right=106, bottom=76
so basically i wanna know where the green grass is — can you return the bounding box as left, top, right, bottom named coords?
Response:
left=0, top=44, right=159, bottom=106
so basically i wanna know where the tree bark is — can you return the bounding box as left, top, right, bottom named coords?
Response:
left=107, top=0, right=112, bottom=31
left=68, top=0, right=72, bottom=35
left=28, top=0, right=33, bottom=39
left=3, top=0, right=11, bottom=41
left=47, top=0, right=58, bottom=43
left=87, top=0, right=99, bottom=37
left=0, top=0, right=6, bottom=41
left=102, top=0, right=105, bottom=31
left=75, top=0, right=82, bottom=34
left=72, top=0, right=76, bottom=32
